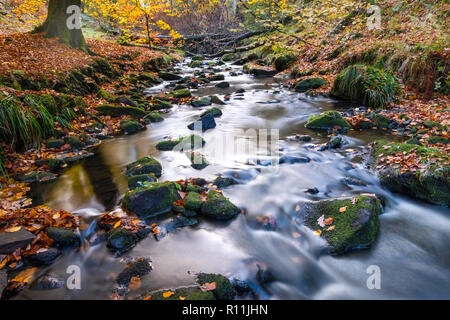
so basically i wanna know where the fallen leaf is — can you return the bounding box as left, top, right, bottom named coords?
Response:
left=339, top=206, right=347, bottom=213
left=11, top=267, right=37, bottom=284
left=128, top=276, right=141, bottom=291
left=5, top=226, right=22, bottom=233
left=163, top=291, right=174, bottom=298
left=313, top=230, right=322, bottom=236
left=200, top=282, right=217, bottom=292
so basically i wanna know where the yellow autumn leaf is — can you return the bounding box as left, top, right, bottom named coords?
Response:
left=12, top=267, right=37, bottom=284
left=313, top=230, right=322, bottom=236
left=113, top=221, right=121, bottom=229
left=5, top=226, right=22, bottom=233
left=339, top=206, right=347, bottom=213
left=163, top=291, right=174, bottom=298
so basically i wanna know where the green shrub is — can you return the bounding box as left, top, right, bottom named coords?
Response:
left=331, top=64, right=400, bottom=109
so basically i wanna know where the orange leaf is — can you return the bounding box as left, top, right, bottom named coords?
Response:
left=200, top=282, right=217, bottom=292
left=339, top=206, right=347, bottom=213
left=128, top=276, right=141, bottom=291
left=12, top=267, right=37, bottom=284
left=163, top=291, right=174, bottom=298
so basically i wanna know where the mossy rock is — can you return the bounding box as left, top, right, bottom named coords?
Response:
left=222, top=53, right=239, bottom=62
left=422, top=121, right=442, bottom=129
left=200, top=191, right=240, bottom=220
left=306, top=111, right=351, bottom=132
left=120, top=119, right=145, bottom=135
left=427, top=136, right=448, bottom=145
left=96, top=89, right=116, bottom=102
left=189, top=60, right=203, bottom=68
left=210, top=95, right=225, bottom=105
left=370, top=141, right=450, bottom=206
left=186, top=152, right=209, bottom=170
left=159, top=71, right=182, bottom=81
left=273, top=53, right=297, bottom=72
left=63, top=136, right=85, bottom=150
left=15, top=171, right=57, bottom=183
left=116, top=259, right=151, bottom=286
left=184, top=192, right=202, bottom=211
left=208, top=74, right=225, bottom=81
left=92, top=58, right=119, bottom=79
left=368, top=113, right=389, bottom=129
left=46, top=227, right=80, bottom=248
left=149, top=286, right=215, bottom=300
left=191, top=99, right=211, bottom=108
left=293, top=78, right=327, bottom=92
left=107, top=228, right=138, bottom=254
left=126, top=156, right=162, bottom=177
left=151, top=99, right=172, bottom=110
left=122, top=182, right=179, bottom=218
left=128, top=174, right=157, bottom=190
left=201, top=107, right=222, bottom=118
left=169, top=88, right=191, bottom=99
left=197, top=273, right=236, bottom=300
left=213, top=176, right=236, bottom=189
left=96, top=104, right=147, bottom=119
left=156, top=134, right=205, bottom=151
left=243, top=64, right=277, bottom=77
left=146, top=111, right=164, bottom=123
left=137, top=73, right=162, bottom=84
left=303, top=195, right=381, bottom=255
left=46, top=139, right=64, bottom=149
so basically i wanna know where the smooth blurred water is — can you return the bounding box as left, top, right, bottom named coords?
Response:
left=19, top=59, right=450, bottom=300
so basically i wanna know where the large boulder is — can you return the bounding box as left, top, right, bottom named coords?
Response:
left=159, top=71, right=182, bottom=81
left=126, top=156, right=162, bottom=177
left=200, top=191, right=240, bottom=220
left=303, top=195, right=381, bottom=255
left=306, top=111, right=351, bottom=132
left=273, top=53, right=296, bottom=72
left=122, top=182, right=179, bottom=218
left=370, top=140, right=450, bottom=206
left=116, top=259, right=152, bottom=286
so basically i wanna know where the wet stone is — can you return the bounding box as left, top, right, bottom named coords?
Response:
left=27, top=247, right=61, bottom=266
left=0, top=227, right=35, bottom=254
left=31, top=275, right=65, bottom=290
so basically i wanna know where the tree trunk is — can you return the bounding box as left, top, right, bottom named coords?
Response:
left=34, top=0, right=87, bottom=51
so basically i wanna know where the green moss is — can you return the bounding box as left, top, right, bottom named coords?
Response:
left=427, top=136, right=448, bottom=145
left=120, top=119, right=144, bottom=135
left=107, top=228, right=138, bottom=253
left=210, top=96, right=225, bottom=105
left=146, top=111, right=164, bottom=123
left=47, top=227, right=80, bottom=248
left=306, top=111, right=351, bottom=132
left=137, top=73, right=162, bottom=84
left=371, top=140, right=450, bottom=206
left=304, top=196, right=381, bottom=254
left=151, top=99, right=173, bottom=110
left=116, top=260, right=151, bottom=286
left=369, top=113, right=390, bottom=129
left=170, top=88, right=191, bottom=99
left=273, top=53, right=297, bottom=72
left=184, top=192, right=202, bottom=211
left=126, top=156, right=162, bottom=177
left=63, top=136, right=85, bottom=149
left=122, top=182, right=179, bottom=218
left=293, top=78, right=328, bottom=92
left=197, top=273, right=236, bottom=300
left=208, top=74, right=225, bottom=81
left=96, top=89, right=116, bottom=102
left=201, top=107, right=222, bottom=118
left=96, top=104, right=147, bottom=118
left=46, top=139, right=64, bottom=149
left=156, top=135, right=205, bottom=151
left=200, top=190, right=240, bottom=220
left=189, top=60, right=203, bottom=68
left=422, top=121, right=442, bottom=129
left=191, top=99, right=211, bottom=108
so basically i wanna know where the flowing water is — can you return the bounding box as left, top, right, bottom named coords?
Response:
left=17, top=59, right=450, bottom=300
